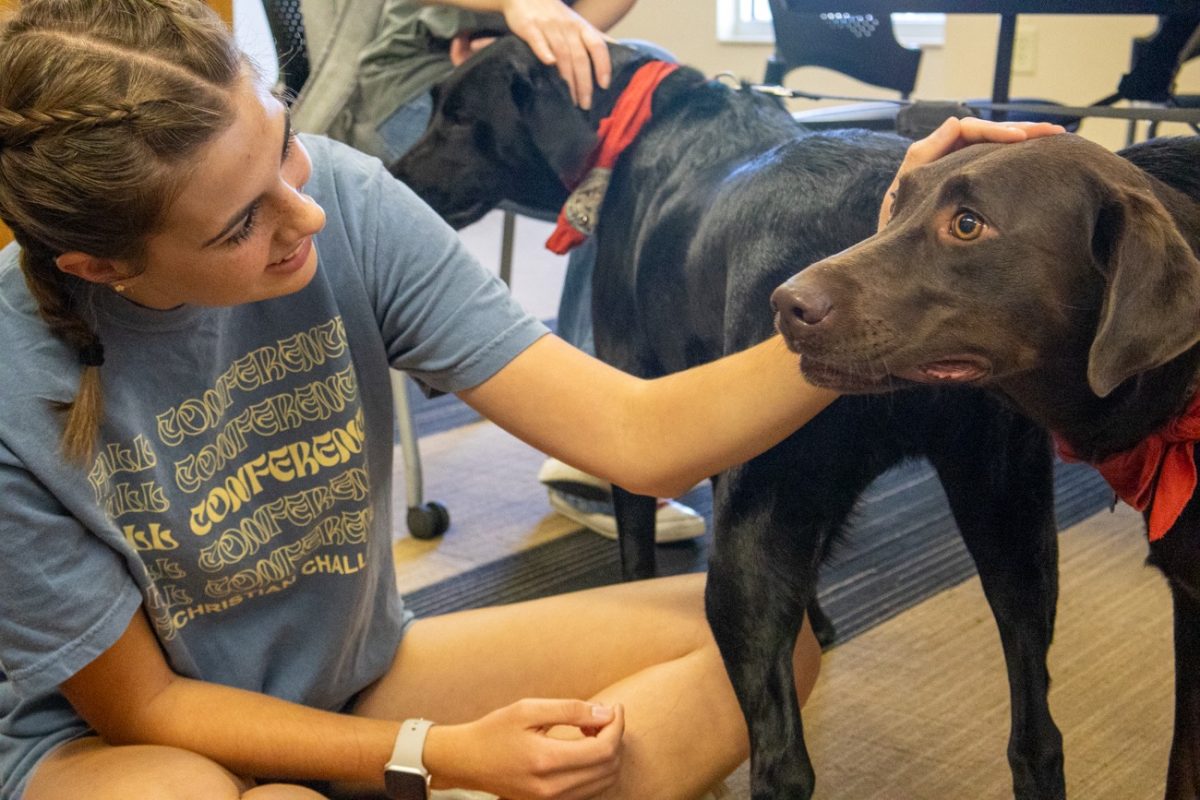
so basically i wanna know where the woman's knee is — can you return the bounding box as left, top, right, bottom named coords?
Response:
left=24, top=738, right=250, bottom=800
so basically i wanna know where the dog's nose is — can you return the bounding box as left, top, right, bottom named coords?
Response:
left=771, top=282, right=833, bottom=330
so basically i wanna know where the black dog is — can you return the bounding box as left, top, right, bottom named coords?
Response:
left=773, top=133, right=1200, bottom=799
left=394, top=37, right=1065, bottom=800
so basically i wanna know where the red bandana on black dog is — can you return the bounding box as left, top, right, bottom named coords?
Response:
left=1055, top=392, right=1200, bottom=541
left=545, top=61, right=680, bottom=254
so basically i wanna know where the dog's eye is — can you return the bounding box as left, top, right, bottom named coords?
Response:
left=950, top=211, right=985, bottom=241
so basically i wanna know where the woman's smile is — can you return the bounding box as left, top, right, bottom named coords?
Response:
left=266, top=235, right=315, bottom=275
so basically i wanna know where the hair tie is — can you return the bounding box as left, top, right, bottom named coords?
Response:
left=78, top=341, right=105, bottom=367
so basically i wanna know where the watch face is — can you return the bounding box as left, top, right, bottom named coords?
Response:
left=385, top=766, right=429, bottom=800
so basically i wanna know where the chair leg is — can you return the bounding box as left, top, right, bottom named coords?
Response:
left=390, top=370, right=449, bottom=540
left=499, top=209, right=517, bottom=287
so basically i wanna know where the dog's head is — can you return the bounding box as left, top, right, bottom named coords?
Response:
left=772, top=134, right=1200, bottom=400
left=392, top=37, right=641, bottom=228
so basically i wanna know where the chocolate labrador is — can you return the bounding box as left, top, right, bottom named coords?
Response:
left=773, top=133, right=1200, bottom=799
left=394, top=37, right=1066, bottom=799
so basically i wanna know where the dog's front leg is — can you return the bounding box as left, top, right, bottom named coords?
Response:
left=706, top=458, right=825, bottom=800
left=1149, top=520, right=1200, bottom=800
left=612, top=485, right=658, bottom=580
left=1164, top=583, right=1200, bottom=799
left=929, top=409, right=1064, bottom=800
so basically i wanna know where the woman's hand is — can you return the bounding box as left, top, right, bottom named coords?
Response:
left=878, top=116, right=1066, bottom=230
left=424, top=698, right=625, bottom=799
left=499, top=0, right=612, bottom=110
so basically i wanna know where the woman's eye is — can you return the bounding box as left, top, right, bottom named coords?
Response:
left=951, top=210, right=985, bottom=241
left=226, top=202, right=260, bottom=246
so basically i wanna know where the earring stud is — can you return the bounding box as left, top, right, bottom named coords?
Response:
left=113, top=283, right=126, bottom=293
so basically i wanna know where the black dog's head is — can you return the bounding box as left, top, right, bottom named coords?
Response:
left=392, top=37, right=645, bottom=228
left=772, top=134, right=1200, bottom=401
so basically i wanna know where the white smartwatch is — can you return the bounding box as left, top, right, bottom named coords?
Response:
left=384, top=718, right=435, bottom=800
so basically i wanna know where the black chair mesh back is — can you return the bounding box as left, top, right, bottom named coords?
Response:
left=263, top=0, right=310, bottom=99
left=765, top=1, right=921, bottom=98
left=1116, top=13, right=1200, bottom=103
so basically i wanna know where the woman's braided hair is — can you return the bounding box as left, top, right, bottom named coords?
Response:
left=0, top=0, right=242, bottom=461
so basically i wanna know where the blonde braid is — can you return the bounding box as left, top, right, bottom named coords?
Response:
left=0, top=0, right=242, bottom=462
left=0, top=103, right=144, bottom=148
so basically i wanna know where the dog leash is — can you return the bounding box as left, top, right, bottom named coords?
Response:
left=748, top=83, right=1200, bottom=126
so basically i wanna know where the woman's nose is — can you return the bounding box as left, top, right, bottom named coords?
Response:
left=280, top=186, right=326, bottom=241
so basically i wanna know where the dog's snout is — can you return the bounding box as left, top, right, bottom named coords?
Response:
left=772, top=282, right=833, bottom=330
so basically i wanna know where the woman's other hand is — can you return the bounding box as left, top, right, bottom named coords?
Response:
left=878, top=116, right=1066, bottom=230
left=424, top=698, right=625, bottom=799
left=499, top=0, right=612, bottom=110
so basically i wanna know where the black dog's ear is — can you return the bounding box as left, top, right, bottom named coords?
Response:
left=511, top=66, right=598, bottom=186
left=1087, top=189, right=1200, bottom=398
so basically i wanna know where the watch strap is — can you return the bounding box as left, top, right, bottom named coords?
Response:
left=388, top=718, right=435, bottom=773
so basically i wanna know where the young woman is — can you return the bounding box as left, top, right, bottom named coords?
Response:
left=0, top=2, right=1062, bottom=798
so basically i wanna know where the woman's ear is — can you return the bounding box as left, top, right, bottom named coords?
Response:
left=54, top=252, right=131, bottom=286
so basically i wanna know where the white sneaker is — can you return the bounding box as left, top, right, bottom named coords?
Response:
left=537, top=457, right=612, bottom=500
left=547, top=487, right=706, bottom=543
left=700, top=780, right=734, bottom=799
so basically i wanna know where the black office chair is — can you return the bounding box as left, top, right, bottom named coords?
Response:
left=1164, top=24, right=1200, bottom=138
left=261, top=0, right=309, bottom=99
left=262, top=0, right=450, bottom=541
left=765, top=3, right=920, bottom=131
left=765, top=5, right=1081, bottom=136
left=1092, top=12, right=1200, bottom=141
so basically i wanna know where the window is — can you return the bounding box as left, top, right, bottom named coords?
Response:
left=717, top=3, right=946, bottom=49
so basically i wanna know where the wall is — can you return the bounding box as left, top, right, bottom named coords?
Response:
left=609, top=8, right=1200, bottom=151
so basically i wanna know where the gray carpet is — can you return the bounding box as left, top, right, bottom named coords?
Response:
left=405, top=450, right=1114, bottom=648
left=397, top=389, right=1161, bottom=799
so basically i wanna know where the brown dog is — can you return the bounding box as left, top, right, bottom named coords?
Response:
left=772, top=133, right=1200, bottom=799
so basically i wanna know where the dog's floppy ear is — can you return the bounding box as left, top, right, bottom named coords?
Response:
left=511, top=64, right=599, bottom=186
left=1087, top=189, right=1200, bottom=398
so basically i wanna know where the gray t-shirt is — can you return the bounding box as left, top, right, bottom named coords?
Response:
left=0, top=134, right=548, bottom=799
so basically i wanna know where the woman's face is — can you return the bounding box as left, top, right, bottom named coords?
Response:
left=117, top=74, right=326, bottom=309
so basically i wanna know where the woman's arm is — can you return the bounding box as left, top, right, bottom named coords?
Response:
left=60, top=609, right=622, bottom=795
left=459, top=334, right=836, bottom=499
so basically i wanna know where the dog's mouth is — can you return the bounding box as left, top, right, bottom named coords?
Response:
left=893, top=355, right=993, bottom=385
left=799, top=354, right=992, bottom=394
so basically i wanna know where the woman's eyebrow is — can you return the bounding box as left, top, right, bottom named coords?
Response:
left=201, top=109, right=293, bottom=248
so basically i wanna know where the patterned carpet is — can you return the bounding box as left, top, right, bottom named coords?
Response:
left=392, top=394, right=1167, bottom=799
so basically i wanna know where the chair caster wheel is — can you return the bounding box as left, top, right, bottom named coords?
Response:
left=407, top=502, right=450, bottom=540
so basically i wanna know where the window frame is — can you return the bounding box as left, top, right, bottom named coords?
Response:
left=716, top=4, right=946, bottom=49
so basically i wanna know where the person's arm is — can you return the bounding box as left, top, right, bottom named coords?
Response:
left=433, top=0, right=620, bottom=109
left=567, top=0, right=637, bottom=32
left=460, top=118, right=1069, bottom=499
left=460, top=334, right=834, bottom=499
left=60, top=608, right=623, bottom=796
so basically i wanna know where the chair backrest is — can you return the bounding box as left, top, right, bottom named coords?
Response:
left=262, top=0, right=310, bottom=98
left=1116, top=12, right=1200, bottom=103
left=765, top=2, right=922, bottom=98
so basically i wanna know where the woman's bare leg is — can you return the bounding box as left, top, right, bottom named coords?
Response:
left=24, top=738, right=329, bottom=800
left=351, top=572, right=821, bottom=800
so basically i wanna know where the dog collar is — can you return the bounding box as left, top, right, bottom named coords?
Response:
left=1054, top=392, right=1200, bottom=541
left=545, top=60, right=680, bottom=255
